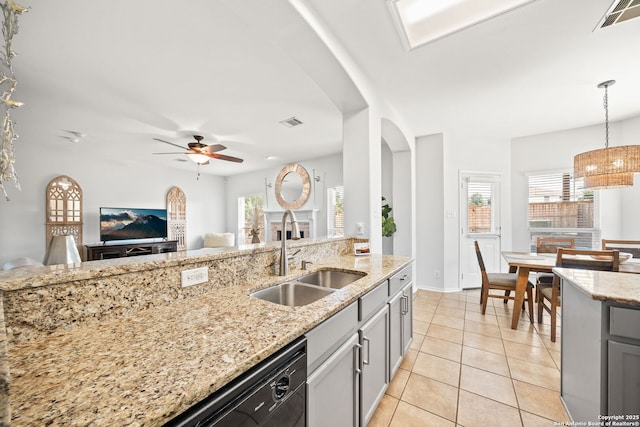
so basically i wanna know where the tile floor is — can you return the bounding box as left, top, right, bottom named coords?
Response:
left=369, top=289, right=570, bottom=427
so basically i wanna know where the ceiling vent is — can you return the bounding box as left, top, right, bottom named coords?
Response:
left=279, top=117, right=303, bottom=128
left=598, top=0, right=640, bottom=29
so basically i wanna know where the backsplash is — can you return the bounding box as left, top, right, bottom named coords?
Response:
left=0, top=237, right=355, bottom=345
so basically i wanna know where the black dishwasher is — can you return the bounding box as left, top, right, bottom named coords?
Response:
left=165, top=337, right=306, bottom=427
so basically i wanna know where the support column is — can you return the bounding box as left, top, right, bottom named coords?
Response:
left=343, top=107, right=382, bottom=253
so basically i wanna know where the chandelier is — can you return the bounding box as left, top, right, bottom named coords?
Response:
left=573, top=80, right=640, bottom=190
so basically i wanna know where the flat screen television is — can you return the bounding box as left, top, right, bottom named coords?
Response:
left=100, top=207, right=168, bottom=242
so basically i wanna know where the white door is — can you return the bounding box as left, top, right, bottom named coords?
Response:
left=460, top=173, right=502, bottom=290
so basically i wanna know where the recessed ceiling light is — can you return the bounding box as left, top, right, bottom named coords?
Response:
left=387, top=0, right=538, bottom=50
left=265, top=155, right=278, bottom=160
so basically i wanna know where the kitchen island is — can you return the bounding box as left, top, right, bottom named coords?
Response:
left=0, top=237, right=412, bottom=426
left=552, top=268, right=640, bottom=423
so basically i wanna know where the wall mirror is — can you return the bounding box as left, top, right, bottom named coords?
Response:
left=275, top=163, right=311, bottom=210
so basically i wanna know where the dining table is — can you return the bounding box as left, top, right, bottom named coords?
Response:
left=501, top=251, right=640, bottom=329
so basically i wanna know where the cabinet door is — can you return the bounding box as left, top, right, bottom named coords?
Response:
left=401, top=283, right=413, bottom=354
left=307, top=333, right=360, bottom=427
left=608, top=340, right=640, bottom=415
left=360, top=305, right=389, bottom=426
left=388, top=292, right=403, bottom=380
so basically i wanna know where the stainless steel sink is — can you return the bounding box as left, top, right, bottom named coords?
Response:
left=297, top=269, right=366, bottom=289
left=250, top=282, right=335, bottom=307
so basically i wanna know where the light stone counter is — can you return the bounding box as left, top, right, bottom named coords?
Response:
left=553, top=267, right=640, bottom=307
left=1, top=240, right=411, bottom=426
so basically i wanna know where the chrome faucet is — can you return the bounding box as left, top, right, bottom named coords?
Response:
left=279, top=209, right=301, bottom=276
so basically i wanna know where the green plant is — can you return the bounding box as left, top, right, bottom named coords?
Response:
left=381, top=197, right=397, bottom=237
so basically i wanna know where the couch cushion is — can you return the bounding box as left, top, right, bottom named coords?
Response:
left=203, top=232, right=235, bottom=248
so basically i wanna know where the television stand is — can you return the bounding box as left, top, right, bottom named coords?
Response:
left=85, top=241, right=178, bottom=261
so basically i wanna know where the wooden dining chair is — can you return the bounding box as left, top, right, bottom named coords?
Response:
left=602, top=239, right=640, bottom=258
left=536, top=237, right=575, bottom=254
left=538, top=248, right=620, bottom=342
left=535, top=237, right=575, bottom=298
left=474, top=241, right=534, bottom=320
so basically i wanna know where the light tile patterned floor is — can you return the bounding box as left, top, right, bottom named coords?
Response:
left=369, top=289, right=569, bottom=427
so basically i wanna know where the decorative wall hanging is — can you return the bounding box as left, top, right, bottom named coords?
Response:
left=45, top=175, right=83, bottom=258
left=0, top=0, right=29, bottom=201
left=274, top=163, right=311, bottom=210
left=166, top=186, right=187, bottom=250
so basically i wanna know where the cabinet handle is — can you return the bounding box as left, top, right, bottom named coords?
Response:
left=354, top=343, right=363, bottom=374
left=401, top=294, right=409, bottom=315
left=400, top=274, right=408, bottom=281
left=362, top=336, right=371, bottom=366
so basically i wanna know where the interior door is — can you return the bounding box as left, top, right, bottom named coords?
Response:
left=460, top=173, right=502, bottom=290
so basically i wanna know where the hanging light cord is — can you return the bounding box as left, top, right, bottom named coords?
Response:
left=603, top=83, right=609, bottom=149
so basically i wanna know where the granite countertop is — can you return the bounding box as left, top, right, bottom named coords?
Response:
left=6, top=253, right=412, bottom=426
left=553, top=267, right=640, bottom=307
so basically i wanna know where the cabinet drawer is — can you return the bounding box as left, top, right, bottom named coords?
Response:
left=610, top=306, right=640, bottom=340
left=389, top=265, right=412, bottom=297
left=306, top=301, right=358, bottom=373
left=359, top=281, right=388, bottom=322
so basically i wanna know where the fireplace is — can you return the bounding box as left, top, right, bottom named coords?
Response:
left=264, top=209, right=318, bottom=242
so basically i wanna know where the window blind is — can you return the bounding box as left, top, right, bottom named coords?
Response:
left=527, top=171, right=599, bottom=250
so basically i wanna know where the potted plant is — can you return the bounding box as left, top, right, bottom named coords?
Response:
left=381, top=197, right=396, bottom=237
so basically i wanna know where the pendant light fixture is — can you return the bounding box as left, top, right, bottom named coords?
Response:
left=574, top=80, right=640, bottom=190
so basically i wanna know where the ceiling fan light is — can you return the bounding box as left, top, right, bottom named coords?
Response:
left=186, top=153, right=210, bottom=164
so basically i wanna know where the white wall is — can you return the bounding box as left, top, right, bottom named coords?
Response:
left=442, top=134, right=512, bottom=290
left=0, top=141, right=226, bottom=265
left=620, top=116, right=640, bottom=238
left=343, top=108, right=383, bottom=251
left=381, top=141, right=394, bottom=254
left=416, top=134, right=444, bottom=290
left=511, top=115, right=640, bottom=251
left=224, top=153, right=343, bottom=242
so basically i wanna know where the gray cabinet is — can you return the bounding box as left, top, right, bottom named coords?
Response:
left=307, top=333, right=360, bottom=427
left=360, top=305, right=389, bottom=426
left=389, top=270, right=413, bottom=380
left=608, top=340, right=640, bottom=415
left=389, top=291, right=404, bottom=377
left=560, top=277, right=640, bottom=422
left=306, top=263, right=414, bottom=427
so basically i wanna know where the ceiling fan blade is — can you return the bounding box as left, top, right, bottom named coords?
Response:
left=203, top=144, right=227, bottom=154
left=153, top=138, right=186, bottom=150
left=211, top=153, right=244, bottom=163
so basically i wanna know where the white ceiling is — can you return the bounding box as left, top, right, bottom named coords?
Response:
left=11, top=0, right=640, bottom=176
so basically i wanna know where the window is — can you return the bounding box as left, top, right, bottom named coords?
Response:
left=238, top=194, right=264, bottom=244
left=327, top=186, right=344, bottom=237
left=527, top=171, right=599, bottom=250
left=467, top=180, right=498, bottom=234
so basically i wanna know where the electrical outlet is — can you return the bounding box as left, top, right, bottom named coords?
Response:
left=181, top=267, right=208, bottom=287
left=434, top=270, right=440, bottom=279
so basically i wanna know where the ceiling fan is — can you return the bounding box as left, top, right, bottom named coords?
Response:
left=152, top=135, right=244, bottom=164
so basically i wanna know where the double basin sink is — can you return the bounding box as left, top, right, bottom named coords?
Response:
left=251, top=269, right=366, bottom=307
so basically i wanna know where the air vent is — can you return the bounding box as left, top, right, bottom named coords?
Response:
left=279, top=117, right=303, bottom=128
left=598, top=0, right=640, bottom=28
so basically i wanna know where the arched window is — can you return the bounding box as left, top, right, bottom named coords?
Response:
left=167, top=186, right=187, bottom=250
left=45, top=175, right=83, bottom=257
